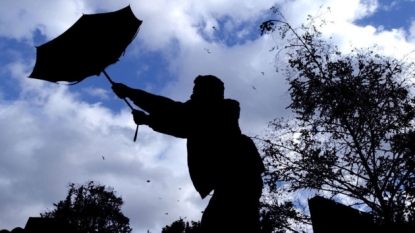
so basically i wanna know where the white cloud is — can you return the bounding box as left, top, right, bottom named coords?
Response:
left=382, top=1, right=397, bottom=11
left=274, top=0, right=415, bottom=59
left=279, top=0, right=378, bottom=27
left=82, top=87, right=110, bottom=100
left=0, top=61, right=199, bottom=232
left=0, top=0, right=88, bottom=42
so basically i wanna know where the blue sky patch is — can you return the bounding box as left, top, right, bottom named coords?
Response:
left=354, top=0, right=415, bottom=31
left=197, top=13, right=271, bottom=47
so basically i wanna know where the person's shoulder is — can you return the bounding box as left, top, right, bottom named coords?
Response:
left=223, top=99, right=240, bottom=118
left=223, top=98, right=240, bottom=107
left=223, top=99, right=240, bottom=111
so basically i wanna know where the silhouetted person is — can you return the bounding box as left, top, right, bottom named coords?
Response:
left=112, top=75, right=265, bottom=233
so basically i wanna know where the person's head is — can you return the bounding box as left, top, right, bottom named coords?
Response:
left=190, top=75, right=224, bottom=101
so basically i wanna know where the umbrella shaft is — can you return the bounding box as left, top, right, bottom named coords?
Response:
left=134, top=125, right=139, bottom=142
left=103, top=70, right=134, bottom=110
left=123, top=99, right=134, bottom=110
left=103, top=70, right=115, bottom=84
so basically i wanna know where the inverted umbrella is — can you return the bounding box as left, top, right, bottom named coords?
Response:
left=29, top=5, right=143, bottom=141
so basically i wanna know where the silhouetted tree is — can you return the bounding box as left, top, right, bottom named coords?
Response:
left=161, top=218, right=201, bottom=233
left=258, top=200, right=309, bottom=233
left=162, top=211, right=296, bottom=233
left=258, top=6, right=415, bottom=233
left=40, top=181, right=132, bottom=233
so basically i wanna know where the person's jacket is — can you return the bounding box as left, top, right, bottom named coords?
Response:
left=129, top=90, right=264, bottom=199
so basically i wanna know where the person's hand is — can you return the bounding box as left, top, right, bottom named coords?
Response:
left=132, top=109, right=148, bottom=125
left=112, top=82, right=131, bottom=99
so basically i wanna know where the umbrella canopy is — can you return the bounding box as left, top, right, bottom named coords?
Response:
left=29, top=5, right=142, bottom=84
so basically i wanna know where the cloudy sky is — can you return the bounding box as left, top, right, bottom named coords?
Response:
left=0, top=0, right=414, bottom=232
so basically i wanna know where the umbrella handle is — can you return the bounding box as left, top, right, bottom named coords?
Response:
left=134, top=124, right=139, bottom=142
left=103, top=70, right=137, bottom=141
left=103, top=70, right=134, bottom=110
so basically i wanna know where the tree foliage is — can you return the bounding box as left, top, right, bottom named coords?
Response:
left=161, top=215, right=287, bottom=233
left=258, top=6, right=415, bottom=232
left=161, top=218, right=201, bottom=233
left=40, top=181, right=132, bottom=233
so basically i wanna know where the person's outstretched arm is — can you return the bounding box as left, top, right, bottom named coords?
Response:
left=112, top=83, right=188, bottom=138
left=112, top=83, right=181, bottom=115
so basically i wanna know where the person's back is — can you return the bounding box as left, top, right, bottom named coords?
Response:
left=200, top=131, right=264, bottom=233
left=184, top=97, right=244, bottom=198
